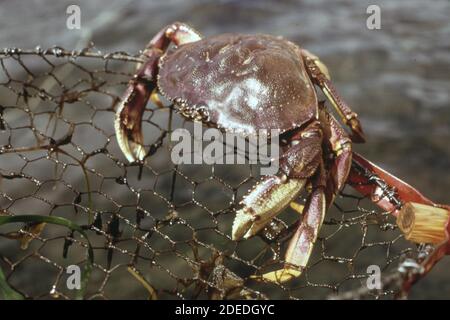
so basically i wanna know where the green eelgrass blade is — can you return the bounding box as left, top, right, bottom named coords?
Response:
left=0, top=265, right=24, bottom=300
left=0, top=215, right=94, bottom=299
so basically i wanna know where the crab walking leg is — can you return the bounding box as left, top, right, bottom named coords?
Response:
left=301, top=49, right=365, bottom=143
left=115, top=22, right=201, bottom=162
left=286, top=172, right=326, bottom=266
left=318, top=104, right=353, bottom=206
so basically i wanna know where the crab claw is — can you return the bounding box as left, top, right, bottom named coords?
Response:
left=250, top=267, right=302, bottom=283
left=115, top=49, right=163, bottom=163
left=115, top=83, right=149, bottom=162
left=232, top=175, right=306, bottom=240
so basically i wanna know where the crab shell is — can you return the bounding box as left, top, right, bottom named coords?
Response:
left=157, top=33, right=318, bottom=136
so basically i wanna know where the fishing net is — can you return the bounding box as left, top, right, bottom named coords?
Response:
left=0, top=47, right=435, bottom=300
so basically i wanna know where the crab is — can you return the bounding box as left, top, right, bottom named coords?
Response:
left=115, top=22, right=365, bottom=283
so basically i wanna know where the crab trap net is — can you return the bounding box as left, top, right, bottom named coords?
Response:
left=0, top=47, right=448, bottom=300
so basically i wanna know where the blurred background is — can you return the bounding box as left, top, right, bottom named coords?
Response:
left=0, top=0, right=449, bottom=299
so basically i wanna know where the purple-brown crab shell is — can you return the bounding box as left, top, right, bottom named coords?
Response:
left=157, top=33, right=318, bottom=136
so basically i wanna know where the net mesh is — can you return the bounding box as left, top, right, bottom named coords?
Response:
left=0, top=47, right=432, bottom=300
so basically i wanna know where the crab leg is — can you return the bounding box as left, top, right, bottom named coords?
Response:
left=259, top=161, right=327, bottom=283
left=288, top=181, right=326, bottom=266
left=348, top=152, right=450, bottom=294
left=232, top=121, right=323, bottom=240
left=115, top=22, right=201, bottom=162
left=233, top=122, right=326, bottom=283
left=301, top=49, right=365, bottom=143
left=348, top=153, right=449, bottom=216
left=256, top=112, right=352, bottom=283
left=318, top=103, right=353, bottom=206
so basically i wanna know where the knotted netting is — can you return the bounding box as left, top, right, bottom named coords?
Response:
left=0, top=47, right=434, bottom=300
